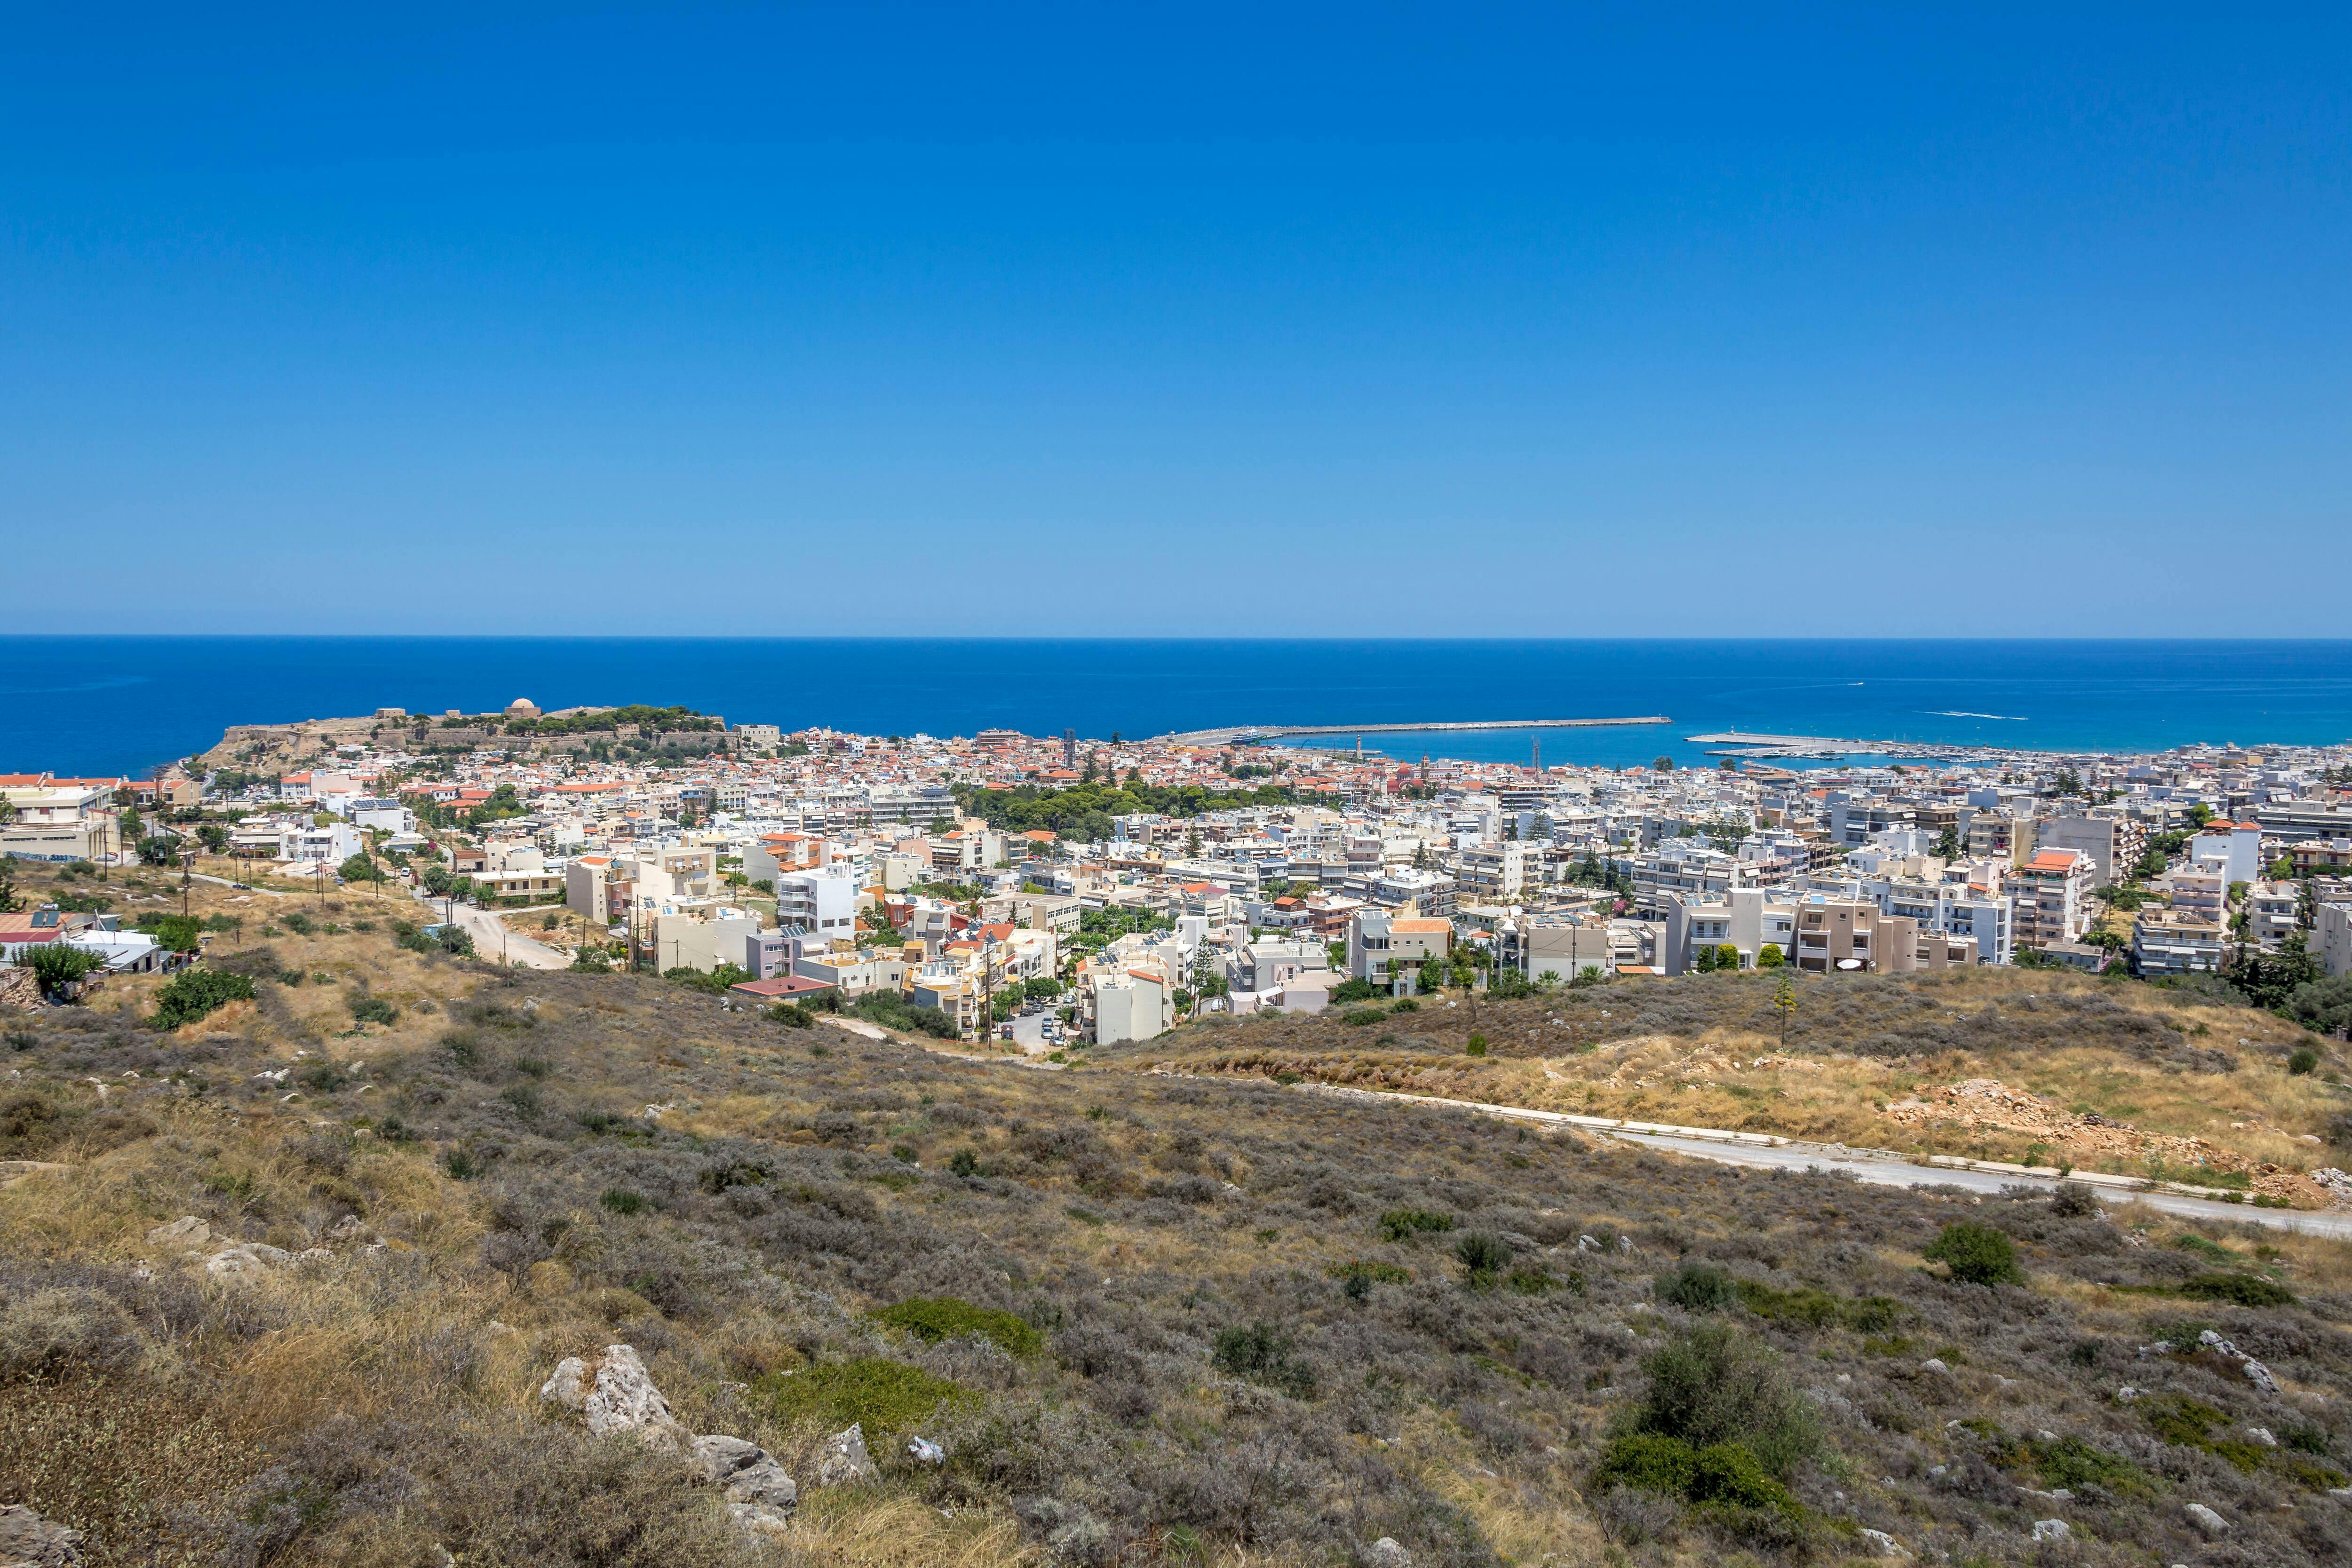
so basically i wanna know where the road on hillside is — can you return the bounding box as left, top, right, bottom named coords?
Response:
left=406, top=887, right=570, bottom=970
left=1235, top=1077, right=2352, bottom=1241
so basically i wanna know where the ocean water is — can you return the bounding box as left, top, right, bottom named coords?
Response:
left=2, top=637, right=2349, bottom=780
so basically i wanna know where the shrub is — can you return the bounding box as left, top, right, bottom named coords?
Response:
left=0, top=1286, right=143, bottom=1378
left=756, top=1357, right=976, bottom=1435
left=1922, top=1220, right=2023, bottom=1286
left=349, top=995, right=398, bottom=1027
left=1379, top=1207, right=1455, bottom=1242
left=147, top=967, right=256, bottom=1030
left=870, top=1297, right=1043, bottom=1358
left=1210, top=1322, right=1317, bottom=1399
left=1626, top=1323, right=1823, bottom=1479
left=2178, top=1271, right=2297, bottom=1307
left=1327, top=1259, right=1412, bottom=1289
left=1465, top=1033, right=1489, bottom=1056
left=135, top=913, right=205, bottom=953
left=22, top=944, right=105, bottom=998
left=1342, top=1008, right=1384, bottom=1027
left=1656, top=1261, right=1738, bottom=1312
left=1593, top=1434, right=1804, bottom=1523
left=1391, top=997, right=1419, bottom=1013
left=600, top=1188, right=648, bottom=1215
left=948, top=1148, right=981, bottom=1178
left=768, top=1002, right=813, bottom=1028
left=2050, top=1181, right=2101, bottom=1217
left=2288, top=1047, right=2320, bottom=1075
left=1454, top=1231, right=1515, bottom=1283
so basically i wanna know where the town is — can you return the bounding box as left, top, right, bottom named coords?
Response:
left=8, top=699, right=2350, bottom=1045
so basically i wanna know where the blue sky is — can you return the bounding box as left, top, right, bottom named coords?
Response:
left=4, top=5, right=2347, bottom=636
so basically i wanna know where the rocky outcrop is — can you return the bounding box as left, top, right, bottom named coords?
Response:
left=539, top=1345, right=692, bottom=1455
left=540, top=1346, right=797, bottom=1538
left=813, top=1423, right=879, bottom=1488
left=0, top=1504, right=84, bottom=1568
left=691, top=1435, right=798, bottom=1512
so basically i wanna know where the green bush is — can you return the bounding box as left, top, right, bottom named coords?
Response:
left=600, top=1188, right=648, bottom=1215
left=134, top=913, right=204, bottom=953
left=349, top=995, right=398, bottom=1027
left=1210, top=1322, right=1316, bottom=1399
left=1656, top=1262, right=1738, bottom=1312
left=1626, top=1323, right=1823, bottom=1479
left=2178, top=1271, right=2296, bottom=1307
left=2288, top=1047, right=2320, bottom=1075
left=756, top=1358, right=977, bottom=1435
left=1341, top=1007, right=1384, bottom=1027
left=870, top=1297, right=1042, bottom=1358
left=147, top=968, right=256, bottom=1030
left=1593, top=1434, right=1804, bottom=1522
left=22, top=944, right=105, bottom=999
left=1454, top=1231, right=1515, bottom=1283
left=1922, top=1220, right=2023, bottom=1286
left=1379, top=1207, right=1455, bottom=1243
left=1465, top=1033, right=1488, bottom=1056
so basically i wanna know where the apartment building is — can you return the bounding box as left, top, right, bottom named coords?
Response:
left=2290, top=838, right=2352, bottom=877
left=1092, top=967, right=1175, bottom=1045
left=1789, top=897, right=1974, bottom=975
left=1455, top=841, right=1526, bottom=901
left=1346, top=909, right=1452, bottom=985
left=2011, top=848, right=2094, bottom=950
left=775, top=868, right=859, bottom=943
left=2034, top=813, right=2145, bottom=888
left=2245, top=881, right=2303, bottom=950
left=2133, top=909, right=2226, bottom=976
left=2318, top=903, right=2352, bottom=979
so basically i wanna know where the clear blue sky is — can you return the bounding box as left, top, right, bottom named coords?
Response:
left=4, top=5, right=2346, bottom=636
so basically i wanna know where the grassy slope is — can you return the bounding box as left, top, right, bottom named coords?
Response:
left=1, top=863, right=2349, bottom=1567
left=1126, top=969, right=2352, bottom=1201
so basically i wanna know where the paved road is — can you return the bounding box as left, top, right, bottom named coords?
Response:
left=1253, top=1079, right=2352, bottom=1240
left=1613, top=1129, right=2352, bottom=1239
left=405, top=887, right=571, bottom=969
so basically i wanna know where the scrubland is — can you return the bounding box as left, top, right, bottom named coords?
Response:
left=1139, top=969, right=2352, bottom=1199
left=5, top=866, right=2352, bottom=1567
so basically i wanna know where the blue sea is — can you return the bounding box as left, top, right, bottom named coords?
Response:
left=4, top=638, right=2350, bottom=780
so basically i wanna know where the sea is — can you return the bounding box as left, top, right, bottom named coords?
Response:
left=4, top=637, right=2351, bottom=781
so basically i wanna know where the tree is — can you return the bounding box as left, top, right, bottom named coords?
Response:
left=1715, top=943, right=1740, bottom=971
left=135, top=834, right=178, bottom=867
left=196, top=823, right=230, bottom=854
left=1756, top=943, right=1784, bottom=970
left=24, top=943, right=107, bottom=998
left=2186, top=803, right=2214, bottom=828
left=1923, top=1220, right=2023, bottom=1286
left=1653, top=756, right=1676, bottom=773
left=2286, top=973, right=2352, bottom=1038
left=1932, top=827, right=1962, bottom=862
left=2231, top=936, right=2320, bottom=1011
left=1693, top=943, right=1716, bottom=974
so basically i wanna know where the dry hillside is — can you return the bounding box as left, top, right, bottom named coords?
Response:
left=4, top=865, right=2352, bottom=1568
left=1129, top=969, right=2352, bottom=1204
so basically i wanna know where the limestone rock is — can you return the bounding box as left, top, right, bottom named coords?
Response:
left=727, top=1503, right=794, bottom=1540
left=2246, top=1426, right=2277, bottom=1448
left=146, top=1215, right=210, bottom=1249
left=2031, top=1520, right=2069, bottom=1543
left=1365, top=1538, right=1412, bottom=1568
left=1919, top=1358, right=1952, bottom=1377
left=1859, top=1528, right=1908, bottom=1558
left=538, top=1344, right=691, bottom=1454
left=0, top=1503, right=84, bottom=1568
left=2184, top=1503, right=2229, bottom=1537
left=204, top=1245, right=286, bottom=1278
left=813, top=1423, right=879, bottom=1488
left=692, top=1433, right=797, bottom=1512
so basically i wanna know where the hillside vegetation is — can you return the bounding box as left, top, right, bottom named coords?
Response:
left=4, top=866, right=2352, bottom=1568
left=1132, top=968, right=2352, bottom=1204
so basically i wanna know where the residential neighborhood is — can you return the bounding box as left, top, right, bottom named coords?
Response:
left=9, top=700, right=2352, bottom=1046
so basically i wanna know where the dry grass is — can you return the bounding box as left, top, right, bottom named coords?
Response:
left=7, top=856, right=2352, bottom=1567
left=1134, top=966, right=2352, bottom=1193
